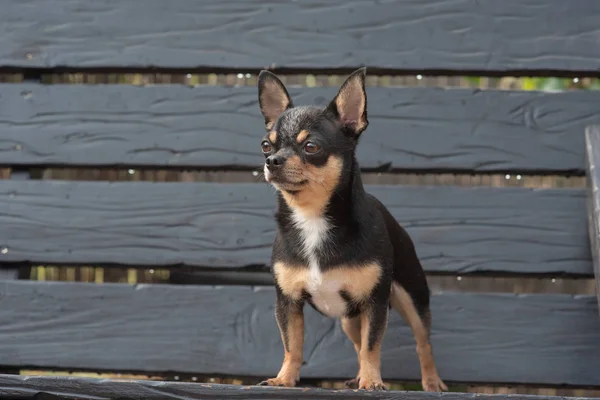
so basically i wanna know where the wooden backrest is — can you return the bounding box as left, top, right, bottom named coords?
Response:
left=0, top=0, right=599, bottom=390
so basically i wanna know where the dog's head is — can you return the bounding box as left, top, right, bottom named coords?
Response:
left=256, top=68, right=368, bottom=213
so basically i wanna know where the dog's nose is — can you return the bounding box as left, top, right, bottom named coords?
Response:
left=265, top=154, right=285, bottom=170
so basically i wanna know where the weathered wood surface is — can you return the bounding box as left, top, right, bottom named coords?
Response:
left=0, top=281, right=599, bottom=386
left=585, top=126, right=600, bottom=311
left=0, top=180, right=591, bottom=275
left=1, top=376, right=599, bottom=400
left=0, top=269, right=18, bottom=280
left=1, top=85, right=600, bottom=173
left=1, top=0, right=599, bottom=73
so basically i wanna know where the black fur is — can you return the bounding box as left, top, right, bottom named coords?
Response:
left=256, top=68, right=439, bottom=390
left=258, top=69, right=430, bottom=319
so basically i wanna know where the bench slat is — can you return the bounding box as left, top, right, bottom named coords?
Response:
left=0, top=281, right=599, bottom=386
left=0, top=269, right=18, bottom=280
left=1, top=0, right=599, bottom=73
left=0, top=180, right=591, bottom=275
left=585, top=125, right=600, bottom=311
left=1, top=84, right=600, bottom=173
left=0, top=375, right=598, bottom=400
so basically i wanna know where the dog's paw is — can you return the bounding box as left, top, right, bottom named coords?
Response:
left=344, top=377, right=359, bottom=389
left=357, top=376, right=387, bottom=391
left=257, top=377, right=296, bottom=388
left=422, top=375, right=448, bottom=392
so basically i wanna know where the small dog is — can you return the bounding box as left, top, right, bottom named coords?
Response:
left=255, top=68, right=447, bottom=392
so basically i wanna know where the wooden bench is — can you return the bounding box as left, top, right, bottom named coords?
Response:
left=1, top=1, right=600, bottom=399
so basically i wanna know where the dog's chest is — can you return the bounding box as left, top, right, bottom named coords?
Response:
left=291, top=212, right=347, bottom=317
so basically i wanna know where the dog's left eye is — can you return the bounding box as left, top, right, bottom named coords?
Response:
left=304, top=142, right=320, bottom=154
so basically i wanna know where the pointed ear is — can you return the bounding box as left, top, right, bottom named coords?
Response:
left=257, top=70, right=293, bottom=130
left=327, top=67, right=368, bottom=137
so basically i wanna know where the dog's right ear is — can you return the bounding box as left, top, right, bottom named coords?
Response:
left=258, top=70, right=293, bottom=130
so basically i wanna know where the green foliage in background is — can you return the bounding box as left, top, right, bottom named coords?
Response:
left=465, top=76, right=600, bottom=91
left=522, top=77, right=600, bottom=91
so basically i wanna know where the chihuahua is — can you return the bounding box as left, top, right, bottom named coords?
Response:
left=255, top=68, right=446, bottom=392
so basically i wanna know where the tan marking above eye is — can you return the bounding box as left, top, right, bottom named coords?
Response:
left=268, top=130, right=277, bottom=143
left=296, top=129, right=309, bottom=144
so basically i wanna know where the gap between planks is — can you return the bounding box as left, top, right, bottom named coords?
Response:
left=1, top=168, right=587, bottom=189
left=22, top=266, right=597, bottom=295
left=1, top=71, right=598, bottom=90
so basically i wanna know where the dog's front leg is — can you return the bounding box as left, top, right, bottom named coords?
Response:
left=356, top=301, right=389, bottom=391
left=259, top=292, right=304, bottom=387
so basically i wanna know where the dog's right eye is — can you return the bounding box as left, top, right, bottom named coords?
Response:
left=261, top=140, right=272, bottom=153
left=304, top=142, right=320, bottom=154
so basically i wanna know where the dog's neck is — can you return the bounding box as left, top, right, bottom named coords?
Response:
left=276, top=154, right=366, bottom=226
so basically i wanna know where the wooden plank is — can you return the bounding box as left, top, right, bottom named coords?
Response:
left=2, top=168, right=32, bottom=281
left=585, top=125, right=600, bottom=312
left=0, top=269, right=18, bottom=280
left=1, top=0, right=599, bottom=73
left=0, top=281, right=599, bottom=386
left=1, top=85, right=600, bottom=174
left=1, top=376, right=599, bottom=400
left=0, top=180, right=591, bottom=275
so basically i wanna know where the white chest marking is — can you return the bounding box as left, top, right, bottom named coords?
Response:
left=291, top=211, right=346, bottom=317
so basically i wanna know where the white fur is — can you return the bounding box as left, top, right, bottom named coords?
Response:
left=291, top=210, right=346, bottom=317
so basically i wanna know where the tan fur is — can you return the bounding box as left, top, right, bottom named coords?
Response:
left=268, top=130, right=277, bottom=143
left=260, top=80, right=290, bottom=127
left=296, top=129, right=309, bottom=144
left=356, top=310, right=387, bottom=390
left=335, top=75, right=367, bottom=132
left=263, top=309, right=304, bottom=387
left=266, top=121, right=274, bottom=131
left=341, top=317, right=362, bottom=355
left=273, top=262, right=382, bottom=302
left=280, top=155, right=343, bottom=218
left=283, top=154, right=303, bottom=172
left=390, top=282, right=447, bottom=392
left=341, top=316, right=362, bottom=385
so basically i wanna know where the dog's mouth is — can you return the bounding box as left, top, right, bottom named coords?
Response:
left=265, top=172, right=308, bottom=191
left=270, top=177, right=308, bottom=189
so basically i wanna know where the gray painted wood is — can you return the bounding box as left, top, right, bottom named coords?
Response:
left=0, top=168, right=31, bottom=282
left=0, top=281, right=599, bottom=386
left=0, top=376, right=598, bottom=400
left=585, top=126, right=600, bottom=312
left=0, top=180, right=591, bottom=275
left=0, top=269, right=18, bottom=280
left=1, top=84, right=600, bottom=173
left=1, top=0, right=599, bottom=73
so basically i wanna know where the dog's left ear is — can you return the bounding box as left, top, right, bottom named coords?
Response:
left=327, top=67, right=368, bottom=137
left=258, top=70, right=293, bottom=130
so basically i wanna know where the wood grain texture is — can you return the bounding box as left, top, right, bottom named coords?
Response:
left=585, top=126, right=600, bottom=312
left=1, top=376, right=599, bottom=400
left=0, top=281, right=599, bottom=386
left=1, top=0, right=599, bottom=72
left=0, top=180, right=591, bottom=275
left=1, top=85, right=600, bottom=174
